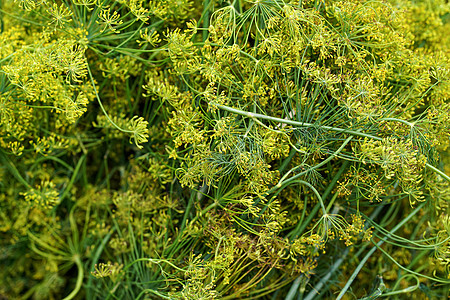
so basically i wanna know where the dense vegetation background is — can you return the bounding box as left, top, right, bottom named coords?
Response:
left=0, top=0, right=449, bottom=299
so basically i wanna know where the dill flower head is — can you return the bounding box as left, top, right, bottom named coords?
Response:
left=20, top=180, right=59, bottom=209
left=127, top=116, right=149, bottom=149
left=91, top=262, right=123, bottom=282
left=303, top=212, right=368, bottom=250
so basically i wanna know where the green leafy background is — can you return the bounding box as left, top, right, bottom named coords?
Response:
left=0, top=0, right=449, bottom=299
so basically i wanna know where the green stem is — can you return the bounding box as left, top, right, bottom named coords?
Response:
left=297, top=180, right=327, bottom=215
left=86, top=63, right=133, bottom=134
left=0, top=52, right=15, bottom=64
left=173, top=192, right=196, bottom=250
left=284, top=276, right=304, bottom=300
left=105, top=21, right=146, bottom=55
left=275, top=136, right=353, bottom=189
left=426, top=163, right=450, bottom=183
left=381, top=117, right=414, bottom=128
left=287, top=161, right=350, bottom=239
left=335, top=202, right=425, bottom=300
left=214, top=103, right=380, bottom=140
left=303, top=249, right=350, bottom=300
left=305, top=205, right=384, bottom=300
left=278, top=146, right=298, bottom=173
left=135, top=289, right=171, bottom=300
left=62, top=255, right=84, bottom=300
left=188, top=202, right=218, bottom=225
left=382, top=275, right=420, bottom=297
left=375, top=244, right=450, bottom=284
left=0, top=150, right=31, bottom=188
left=124, top=258, right=186, bottom=273
left=325, top=192, right=338, bottom=213
left=215, top=104, right=450, bottom=183
left=202, top=0, right=210, bottom=42
left=60, top=154, right=86, bottom=202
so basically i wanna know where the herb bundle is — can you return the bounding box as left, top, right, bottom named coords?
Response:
left=0, top=0, right=449, bottom=299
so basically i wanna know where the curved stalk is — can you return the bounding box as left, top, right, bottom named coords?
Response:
left=213, top=103, right=382, bottom=140
left=63, top=254, right=84, bottom=300
left=214, top=104, right=450, bottom=183
left=297, top=180, right=327, bottom=215
left=275, top=136, right=353, bottom=189
left=380, top=117, right=415, bottom=128
left=135, top=289, right=171, bottom=300
left=336, top=202, right=425, bottom=300
left=86, top=63, right=133, bottom=134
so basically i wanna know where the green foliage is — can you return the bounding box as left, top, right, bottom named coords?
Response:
left=0, top=0, right=449, bottom=299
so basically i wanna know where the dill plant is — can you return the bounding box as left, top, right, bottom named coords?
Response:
left=0, top=0, right=449, bottom=299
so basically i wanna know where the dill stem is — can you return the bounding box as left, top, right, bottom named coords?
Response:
left=297, top=180, right=327, bottom=215
left=336, top=202, right=425, bottom=300
left=202, top=0, right=210, bottom=42
left=380, top=117, right=415, bottom=127
left=86, top=63, right=133, bottom=134
left=179, top=193, right=195, bottom=234
left=215, top=103, right=450, bottom=183
left=189, top=202, right=219, bottom=225
left=303, top=206, right=384, bottom=299
left=425, top=163, right=450, bottom=183
left=135, top=289, right=171, bottom=300
left=62, top=254, right=84, bottom=300
left=126, top=258, right=186, bottom=273
left=213, top=103, right=381, bottom=140
left=0, top=150, right=31, bottom=188
left=302, top=249, right=350, bottom=300
left=375, top=244, right=450, bottom=284
left=276, top=136, right=353, bottom=189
